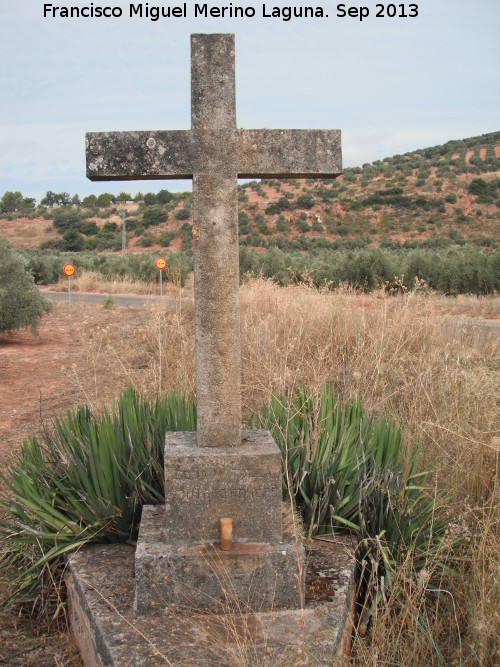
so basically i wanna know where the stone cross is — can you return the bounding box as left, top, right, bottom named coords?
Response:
left=86, top=33, right=342, bottom=449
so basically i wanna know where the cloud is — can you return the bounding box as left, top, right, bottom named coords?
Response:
left=1, top=1, right=499, bottom=199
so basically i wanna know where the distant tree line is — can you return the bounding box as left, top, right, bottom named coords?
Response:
left=239, top=245, right=499, bottom=296
left=15, top=244, right=498, bottom=297
left=0, top=191, right=36, bottom=214
left=0, top=188, right=184, bottom=216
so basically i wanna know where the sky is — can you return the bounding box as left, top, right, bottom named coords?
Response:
left=1, top=0, right=499, bottom=202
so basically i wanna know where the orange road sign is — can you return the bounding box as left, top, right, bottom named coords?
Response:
left=63, top=263, right=75, bottom=277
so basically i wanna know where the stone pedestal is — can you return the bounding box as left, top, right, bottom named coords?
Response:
left=135, top=430, right=305, bottom=614
left=162, top=430, right=282, bottom=544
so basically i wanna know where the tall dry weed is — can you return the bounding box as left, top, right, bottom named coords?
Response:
left=240, top=280, right=499, bottom=496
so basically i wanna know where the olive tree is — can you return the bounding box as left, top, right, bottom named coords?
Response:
left=0, top=238, right=51, bottom=335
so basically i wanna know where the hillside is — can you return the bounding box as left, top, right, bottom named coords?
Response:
left=1, top=131, right=499, bottom=255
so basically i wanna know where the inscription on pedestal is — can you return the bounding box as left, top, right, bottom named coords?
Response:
left=163, top=431, right=283, bottom=545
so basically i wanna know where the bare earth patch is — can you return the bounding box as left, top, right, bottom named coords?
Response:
left=0, top=305, right=87, bottom=470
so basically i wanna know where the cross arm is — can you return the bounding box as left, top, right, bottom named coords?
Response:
left=237, top=129, right=342, bottom=179
left=86, top=130, right=194, bottom=181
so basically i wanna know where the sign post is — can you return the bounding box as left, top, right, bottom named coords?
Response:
left=121, top=211, right=126, bottom=256
left=63, top=263, right=75, bottom=303
left=155, top=257, right=167, bottom=296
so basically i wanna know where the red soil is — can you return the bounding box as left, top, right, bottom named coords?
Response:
left=0, top=306, right=85, bottom=469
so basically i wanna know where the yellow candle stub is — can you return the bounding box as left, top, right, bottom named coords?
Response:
left=220, top=518, right=233, bottom=551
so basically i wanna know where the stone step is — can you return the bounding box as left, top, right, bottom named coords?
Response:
left=135, top=506, right=304, bottom=614
left=66, top=538, right=355, bottom=667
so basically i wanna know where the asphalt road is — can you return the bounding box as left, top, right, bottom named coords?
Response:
left=41, top=289, right=189, bottom=308
left=440, top=316, right=500, bottom=339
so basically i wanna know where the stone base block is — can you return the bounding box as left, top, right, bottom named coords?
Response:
left=135, top=506, right=304, bottom=614
left=66, top=541, right=355, bottom=667
left=163, top=430, right=283, bottom=545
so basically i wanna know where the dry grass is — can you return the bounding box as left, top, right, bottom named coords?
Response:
left=0, top=217, right=59, bottom=249
left=62, top=279, right=499, bottom=665
left=66, top=279, right=500, bottom=501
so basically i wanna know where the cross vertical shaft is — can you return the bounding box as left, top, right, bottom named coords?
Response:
left=191, top=34, right=241, bottom=447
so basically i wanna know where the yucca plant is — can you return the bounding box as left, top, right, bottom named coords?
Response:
left=250, top=386, right=445, bottom=554
left=249, top=387, right=370, bottom=536
left=0, top=386, right=196, bottom=602
left=251, top=386, right=447, bottom=632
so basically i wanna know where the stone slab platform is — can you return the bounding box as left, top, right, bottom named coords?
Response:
left=135, top=506, right=304, bottom=614
left=66, top=540, right=355, bottom=667
left=162, top=430, right=282, bottom=545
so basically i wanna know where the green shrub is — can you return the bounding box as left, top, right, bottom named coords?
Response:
left=124, top=217, right=139, bottom=231
left=181, top=222, right=193, bottom=251
left=143, top=206, right=168, bottom=227
left=61, top=228, right=85, bottom=252
left=296, top=218, right=310, bottom=233
left=276, top=214, right=290, bottom=233
left=161, top=231, right=175, bottom=247
left=96, top=193, right=113, bottom=207
left=449, top=228, right=466, bottom=245
left=254, top=213, right=272, bottom=235
left=25, top=254, right=61, bottom=284
left=143, top=193, right=157, bottom=206
left=157, top=189, right=174, bottom=205
left=0, top=238, right=51, bottom=334
left=296, top=194, right=315, bottom=209
left=343, top=170, right=357, bottom=183
left=21, top=249, right=193, bottom=288
left=239, top=246, right=499, bottom=296
left=238, top=211, right=251, bottom=235
left=52, top=209, right=83, bottom=232
left=94, top=232, right=120, bottom=251
left=468, top=178, right=499, bottom=203
left=264, top=197, right=292, bottom=215
left=82, top=195, right=97, bottom=207
left=312, top=217, right=323, bottom=232
left=80, top=220, right=98, bottom=236
left=139, top=234, right=154, bottom=247
left=0, top=387, right=196, bottom=599
left=175, top=208, right=190, bottom=220
left=82, top=207, right=98, bottom=218
left=102, top=295, right=114, bottom=309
